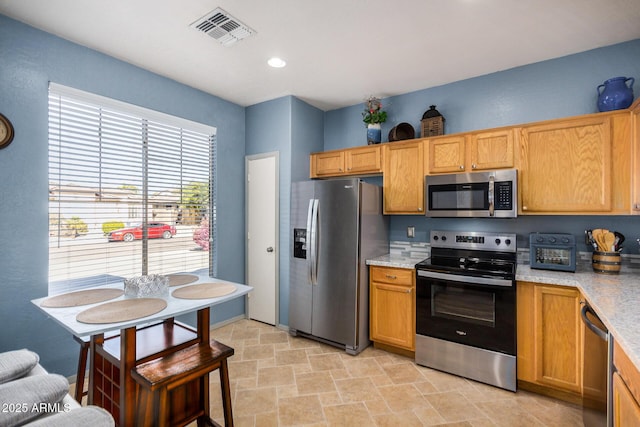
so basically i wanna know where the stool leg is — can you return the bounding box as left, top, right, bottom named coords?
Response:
left=219, top=359, right=233, bottom=427
left=74, top=340, right=89, bottom=402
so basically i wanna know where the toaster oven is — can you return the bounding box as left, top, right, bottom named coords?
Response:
left=529, top=233, right=576, bottom=272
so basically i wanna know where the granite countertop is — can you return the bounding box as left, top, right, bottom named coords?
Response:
left=366, top=253, right=428, bottom=269
left=367, top=254, right=640, bottom=371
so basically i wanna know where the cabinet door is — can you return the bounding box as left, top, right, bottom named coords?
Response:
left=311, top=151, right=345, bottom=177
left=632, top=103, right=640, bottom=213
left=613, top=372, right=640, bottom=427
left=468, top=129, right=514, bottom=171
left=370, top=280, right=415, bottom=351
left=517, top=282, right=582, bottom=394
left=519, top=116, right=613, bottom=213
left=534, top=285, right=582, bottom=392
left=383, top=141, right=425, bottom=214
left=345, top=146, right=382, bottom=174
left=427, top=135, right=466, bottom=174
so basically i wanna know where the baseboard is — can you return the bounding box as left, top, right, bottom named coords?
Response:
left=517, top=380, right=582, bottom=406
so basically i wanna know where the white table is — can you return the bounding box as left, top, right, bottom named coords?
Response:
left=32, top=275, right=252, bottom=426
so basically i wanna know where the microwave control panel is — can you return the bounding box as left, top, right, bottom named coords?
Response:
left=495, top=181, right=513, bottom=210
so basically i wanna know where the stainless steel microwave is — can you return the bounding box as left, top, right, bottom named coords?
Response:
left=425, top=169, right=518, bottom=218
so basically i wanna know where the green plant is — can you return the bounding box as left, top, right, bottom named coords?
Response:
left=362, top=96, right=387, bottom=126
left=65, top=216, right=88, bottom=237
left=102, top=221, right=125, bottom=235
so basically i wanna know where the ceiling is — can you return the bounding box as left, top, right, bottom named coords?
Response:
left=2, top=0, right=640, bottom=111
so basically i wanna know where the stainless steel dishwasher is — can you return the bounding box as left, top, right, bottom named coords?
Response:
left=581, top=301, right=611, bottom=427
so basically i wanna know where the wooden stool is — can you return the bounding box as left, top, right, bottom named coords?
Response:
left=73, top=336, right=90, bottom=402
left=132, top=341, right=234, bottom=427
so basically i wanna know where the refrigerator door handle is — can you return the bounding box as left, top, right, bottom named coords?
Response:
left=306, top=199, right=314, bottom=284
left=310, top=199, right=319, bottom=285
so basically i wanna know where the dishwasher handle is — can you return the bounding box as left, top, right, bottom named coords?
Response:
left=581, top=303, right=608, bottom=342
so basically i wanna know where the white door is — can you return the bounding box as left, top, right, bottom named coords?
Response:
left=246, top=153, right=278, bottom=325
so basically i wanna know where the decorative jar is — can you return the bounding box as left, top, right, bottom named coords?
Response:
left=597, top=76, right=634, bottom=112
left=124, top=274, right=169, bottom=298
left=367, top=123, right=382, bottom=145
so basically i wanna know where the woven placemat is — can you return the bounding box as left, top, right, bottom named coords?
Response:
left=76, top=298, right=167, bottom=324
left=41, top=288, right=124, bottom=308
left=171, top=282, right=236, bottom=300
left=167, top=274, right=199, bottom=287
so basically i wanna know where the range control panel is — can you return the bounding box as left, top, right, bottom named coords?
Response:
left=430, top=230, right=517, bottom=252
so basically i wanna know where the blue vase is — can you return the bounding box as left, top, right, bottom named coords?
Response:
left=597, top=76, right=634, bottom=112
left=367, top=124, right=382, bottom=145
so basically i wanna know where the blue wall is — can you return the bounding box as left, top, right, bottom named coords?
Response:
left=324, top=39, right=640, bottom=254
left=0, top=15, right=246, bottom=375
left=245, top=96, right=323, bottom=326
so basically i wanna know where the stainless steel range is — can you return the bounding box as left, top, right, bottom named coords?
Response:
left=415, top=230, right=517, bottom=391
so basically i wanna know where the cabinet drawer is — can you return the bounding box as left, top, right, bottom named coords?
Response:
left=370, top=266, right=414, bottom=285
left=614, top=340, right=640, bottom=406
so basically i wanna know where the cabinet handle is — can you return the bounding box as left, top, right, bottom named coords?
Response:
left=459, top=165, right=464, bottom=170
left=347, top=167, right=352, bottom=171
left=471, top=164, right=477, bottom=169
left=418, top=207, right=423, bottom=211
left=339, top=168, right=343, bottom=172
left=522, top=206, right=528, bottom=211
left=634, top=203, right=640, bottom=210
left=385, top=274, right=397, bottom=279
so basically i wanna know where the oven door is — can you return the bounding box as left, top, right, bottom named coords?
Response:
left=416, top=269, right=516, bottom=355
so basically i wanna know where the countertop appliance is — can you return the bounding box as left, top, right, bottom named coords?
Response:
left=415, top=230, right=517, bottom=391
left=289, top=178, right=389, bottom=355
left=529, top=232, right=577, bottom=272
left=425, top=169, right=517, bottom=218
left=581, top=301, right=611, bottom=426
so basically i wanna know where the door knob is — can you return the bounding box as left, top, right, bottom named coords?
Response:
left=266, top=247, right=274, bottom=253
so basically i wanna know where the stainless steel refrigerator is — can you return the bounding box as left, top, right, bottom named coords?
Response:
left=289, top=178, right=389, bottom=355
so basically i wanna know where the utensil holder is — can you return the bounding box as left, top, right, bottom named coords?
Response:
left=592, top=251, right=621, bottom=274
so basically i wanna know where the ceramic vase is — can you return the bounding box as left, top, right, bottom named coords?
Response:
left=597, top=76, right=634, bottom=112
left=366, top=123, right=382, bottom=145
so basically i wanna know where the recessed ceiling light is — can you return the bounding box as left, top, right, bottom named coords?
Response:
left=267, top=57, right=286, bottom=68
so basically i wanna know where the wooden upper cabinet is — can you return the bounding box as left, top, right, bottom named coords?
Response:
left=345, top=145, right=382, bottom=174
left=311, top=150, right=345, bottom=177
left=383, top=140, right=425, bottom=214
left=632, top=99, right=640, bottom=213
left=427, top=135, right=466, bottom=173
left=519, top=112, right=631, bottom=214
left=468, top=128, right=515, bottom=171
left=427, top=129, right=515, bottom=174
left=310, top=145, right=382, bottom=178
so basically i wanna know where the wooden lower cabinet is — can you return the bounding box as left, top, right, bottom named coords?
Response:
left=613, top=373, right=640, bottom=426
left=369, top=266, right=415, bottom=353
left=517, top=281, right=582, bottom=401
left=613, top=340, right=640, bottom=426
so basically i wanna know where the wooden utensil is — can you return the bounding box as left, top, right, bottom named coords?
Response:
left=592, top=229, right=605, bottom=250
left=603, top=232, right=616, bottom=252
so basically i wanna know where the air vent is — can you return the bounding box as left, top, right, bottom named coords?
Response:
left=190, top=8, right=256, bottom=47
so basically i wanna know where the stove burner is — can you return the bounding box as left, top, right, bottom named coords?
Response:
left=417, top=230, right=517, bottom=280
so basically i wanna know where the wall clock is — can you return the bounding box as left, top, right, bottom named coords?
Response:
left=0, top=113, right=15, bottom=149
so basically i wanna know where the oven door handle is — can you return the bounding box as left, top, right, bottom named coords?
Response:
left=417, top=269, right=513, bottom=287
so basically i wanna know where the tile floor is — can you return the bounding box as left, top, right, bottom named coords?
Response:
left=203, top=319, right=582, bottom=426
left=74, top=318, right=584, bottom=426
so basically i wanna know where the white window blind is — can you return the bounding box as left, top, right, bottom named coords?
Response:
left=48, top=83, right=217, bottom=295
